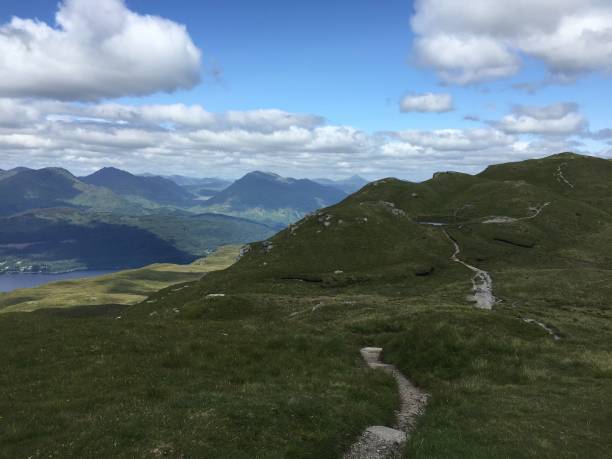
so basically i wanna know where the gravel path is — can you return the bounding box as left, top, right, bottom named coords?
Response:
left=482, top=202, right=550, bottom=224
left=344, top=347, right=428, bottom=459
left=444, top=230, right=496, bottom=310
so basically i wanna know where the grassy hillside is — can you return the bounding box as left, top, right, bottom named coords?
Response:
left=1, top=153, right=611, bottom=457
left=0, top=245, right=241, bottom=313
left=0, top=209, right=273, bottom=273
left=0, top=167, right=143, bottom=216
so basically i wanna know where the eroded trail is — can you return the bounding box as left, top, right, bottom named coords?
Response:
left=443, top=229, right=496, bottom=310
left=344, top=348, right=428, bottom=459
left=522, top=318, right=561, bottom=340
left=482, top=202, right=550, bottom=224
left=556, top=163, right=574, bottom=188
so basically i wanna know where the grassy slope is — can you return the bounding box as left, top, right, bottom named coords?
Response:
left=0, top=246, right=242, bottom=313
left=1, top=153, right=611, bottom=457
left=0, top=209, right=274, bottom=273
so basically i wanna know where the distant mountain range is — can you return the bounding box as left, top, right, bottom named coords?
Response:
left=0, top=165, right=368, bottom=272
left=159, top=175, right=232, bottom=190
left=0, top=167, right=273, bottom=273
left=313, top=175, right=368, bottom=193
left=141, top=174, right=232, bottom=197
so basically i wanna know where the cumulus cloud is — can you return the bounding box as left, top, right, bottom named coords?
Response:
left=411, top=0, right=612, bottom=84
left=497, top=103, right=587, bottom=135
left=391, top=128, right=515, bottom=152
left=0, top=98, right=604, bottom=180
left=400, top=92, right=454, bottom=113
left=47, top=103, right=325, bottom=134
left=0, top=0, right=201, bottom=100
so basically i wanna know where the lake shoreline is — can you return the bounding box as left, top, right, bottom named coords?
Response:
left=0, top=270, right=120, bottom=293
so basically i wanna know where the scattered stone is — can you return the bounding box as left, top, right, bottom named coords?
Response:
left=482, top=216, right=518, bottom=224
left=344, top=427, right=406, bottom=459
left=172, top=308, right=180, bottom=314
left=411, top=192, right=418, bottom=198
left=206, top=293, right=226, bottom=298
left=237, top=244, right=251, bottom=260
left=379, top=201, right=406, bottom=217
left=334, top=270, right=344, bottom=274
left=150, top=443, right=174, bottom=457
left=149, top=311, right=158, bottom=317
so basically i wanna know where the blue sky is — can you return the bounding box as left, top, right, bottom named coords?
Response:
left=0, top=0, right=610, bottom=179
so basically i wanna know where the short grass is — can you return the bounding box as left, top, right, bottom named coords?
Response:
left=1, top=267, right=611, bottom=457
left=0, top=245, right=241, bottom=313
left=0, top=295, right=397, bottom=458
left=1, top=154, right=611, bottom=457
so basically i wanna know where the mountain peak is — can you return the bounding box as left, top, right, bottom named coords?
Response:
left=243, top=171, right=295, bottom=184
left=205, top=171, right=346, bottom=214
left=81, top=166, right=194, bottom=206
left=88, top=167, right=134, bottom=178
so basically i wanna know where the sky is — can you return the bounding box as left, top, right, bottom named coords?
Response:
left=0, top=0, right=611, bottom=180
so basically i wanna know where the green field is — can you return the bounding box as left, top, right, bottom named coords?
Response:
left=1, top=153, right=611, bottom=458
left=0, top=245, right=241, bottom=313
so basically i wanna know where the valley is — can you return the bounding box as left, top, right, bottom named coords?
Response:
left=1, top=153, right=611, bottom=458
left=3, top=1, right=611, bottom=456
left=0, top=166, right=357, bottom=273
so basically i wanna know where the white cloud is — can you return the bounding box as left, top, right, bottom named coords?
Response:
left=0, top=0, right=201, bottom=100
left=49, top=104, right=323, bottom=133
left=497, top=103, right=587, bottom=135
left=0, top=98, right=604, bottom=180
left=411, top=0, right=612, bottom=84
left=413, top=34, right=519, bottom=84
left=392, top=128, right=515, bottom=152
left=400, top=92, right=454, bottom=113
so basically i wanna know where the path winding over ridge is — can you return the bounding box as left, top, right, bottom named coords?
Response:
left=443, top=229, right=497, bottom=310
left=344, top=348, right=428, bottom=459
left=482, top=202, right=550, bottom=224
